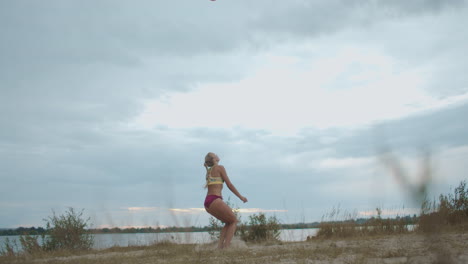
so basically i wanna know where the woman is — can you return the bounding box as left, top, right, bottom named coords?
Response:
left=204, top=152, right=248, bottom=249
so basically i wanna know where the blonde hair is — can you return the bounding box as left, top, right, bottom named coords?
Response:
left=203, top=152, right=216, bottom=189
left=204, top=152, right=215, bottom=167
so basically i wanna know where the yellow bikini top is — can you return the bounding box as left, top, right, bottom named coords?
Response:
left=206, top=165, right=224, bottom=186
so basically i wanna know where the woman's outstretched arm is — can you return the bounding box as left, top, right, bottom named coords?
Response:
left=219, top=166, right=248, bottom=203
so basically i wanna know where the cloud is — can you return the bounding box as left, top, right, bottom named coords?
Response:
left=358, top=208, right=420, bottom=218
left=238, top=208, right=288, bottom=214
left=126, top=207, right=159, bottom=212
left=168, top=207, right=287, bottom=215
left=250, top=0, right=466, bottom=40
left=317, top=157, right=375, bottom=169
left=1, top=1, right=467, bottom=228
left=169, top=208, right=206, bottom=214
left=0, top=1, right=259, bottom=149
left=96, top=224, right=168, bottom=229
left=133, top=41, right=468, bottom=134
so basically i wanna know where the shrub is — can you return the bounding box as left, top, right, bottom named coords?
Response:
left=19, top=234, right=42, bottom=255
left=316, top=207, right=359, bottom=238
left=439, top=180, right=468, bottom=224
left=1, top=208, right=94, bottom=256
left=418, top=180, right=468, bottom=232
left=239, top=213, right=281, bottom=242
left=41, top=208, right=94, bottom=251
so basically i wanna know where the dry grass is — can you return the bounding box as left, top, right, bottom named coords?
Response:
left=316, top=207, right=412, bottom=239
left=1, top=231, right=467, bottom=264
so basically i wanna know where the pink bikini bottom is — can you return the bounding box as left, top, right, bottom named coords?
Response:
left=204, top=195, right=222, bottom=209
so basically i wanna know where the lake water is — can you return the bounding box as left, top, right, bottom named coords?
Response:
left=0, top=228, right=319, bottom=251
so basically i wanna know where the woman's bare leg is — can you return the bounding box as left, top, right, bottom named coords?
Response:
left=222, top=219, right=238, bottom=248
left=206, top=199, right=238, bottom=249
left=218, top=225, right=228, bottom=248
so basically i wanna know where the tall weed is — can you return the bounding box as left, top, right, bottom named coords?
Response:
left=317, top=207, right=411, bottom=238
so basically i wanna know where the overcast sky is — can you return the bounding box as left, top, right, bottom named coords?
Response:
left=1, top=0, right=467, bottom=229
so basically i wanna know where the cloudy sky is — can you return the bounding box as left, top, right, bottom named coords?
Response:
left=1, top=0, right=467, bottom=229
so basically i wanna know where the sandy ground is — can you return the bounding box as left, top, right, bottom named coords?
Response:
left=3, top=232, right=468, bottom=264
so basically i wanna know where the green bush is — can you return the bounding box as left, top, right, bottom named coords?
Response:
left=41, top=208, right=94, bottom=251
left=239, top=213, right=281, bottom=242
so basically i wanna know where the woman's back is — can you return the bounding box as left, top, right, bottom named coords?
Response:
left=206, top=165, right=224, bottom=195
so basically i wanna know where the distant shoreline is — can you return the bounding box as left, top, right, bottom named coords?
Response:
left=0, top=216, right=418, bottom=236
left=0, top=225, right=319, bottom=236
